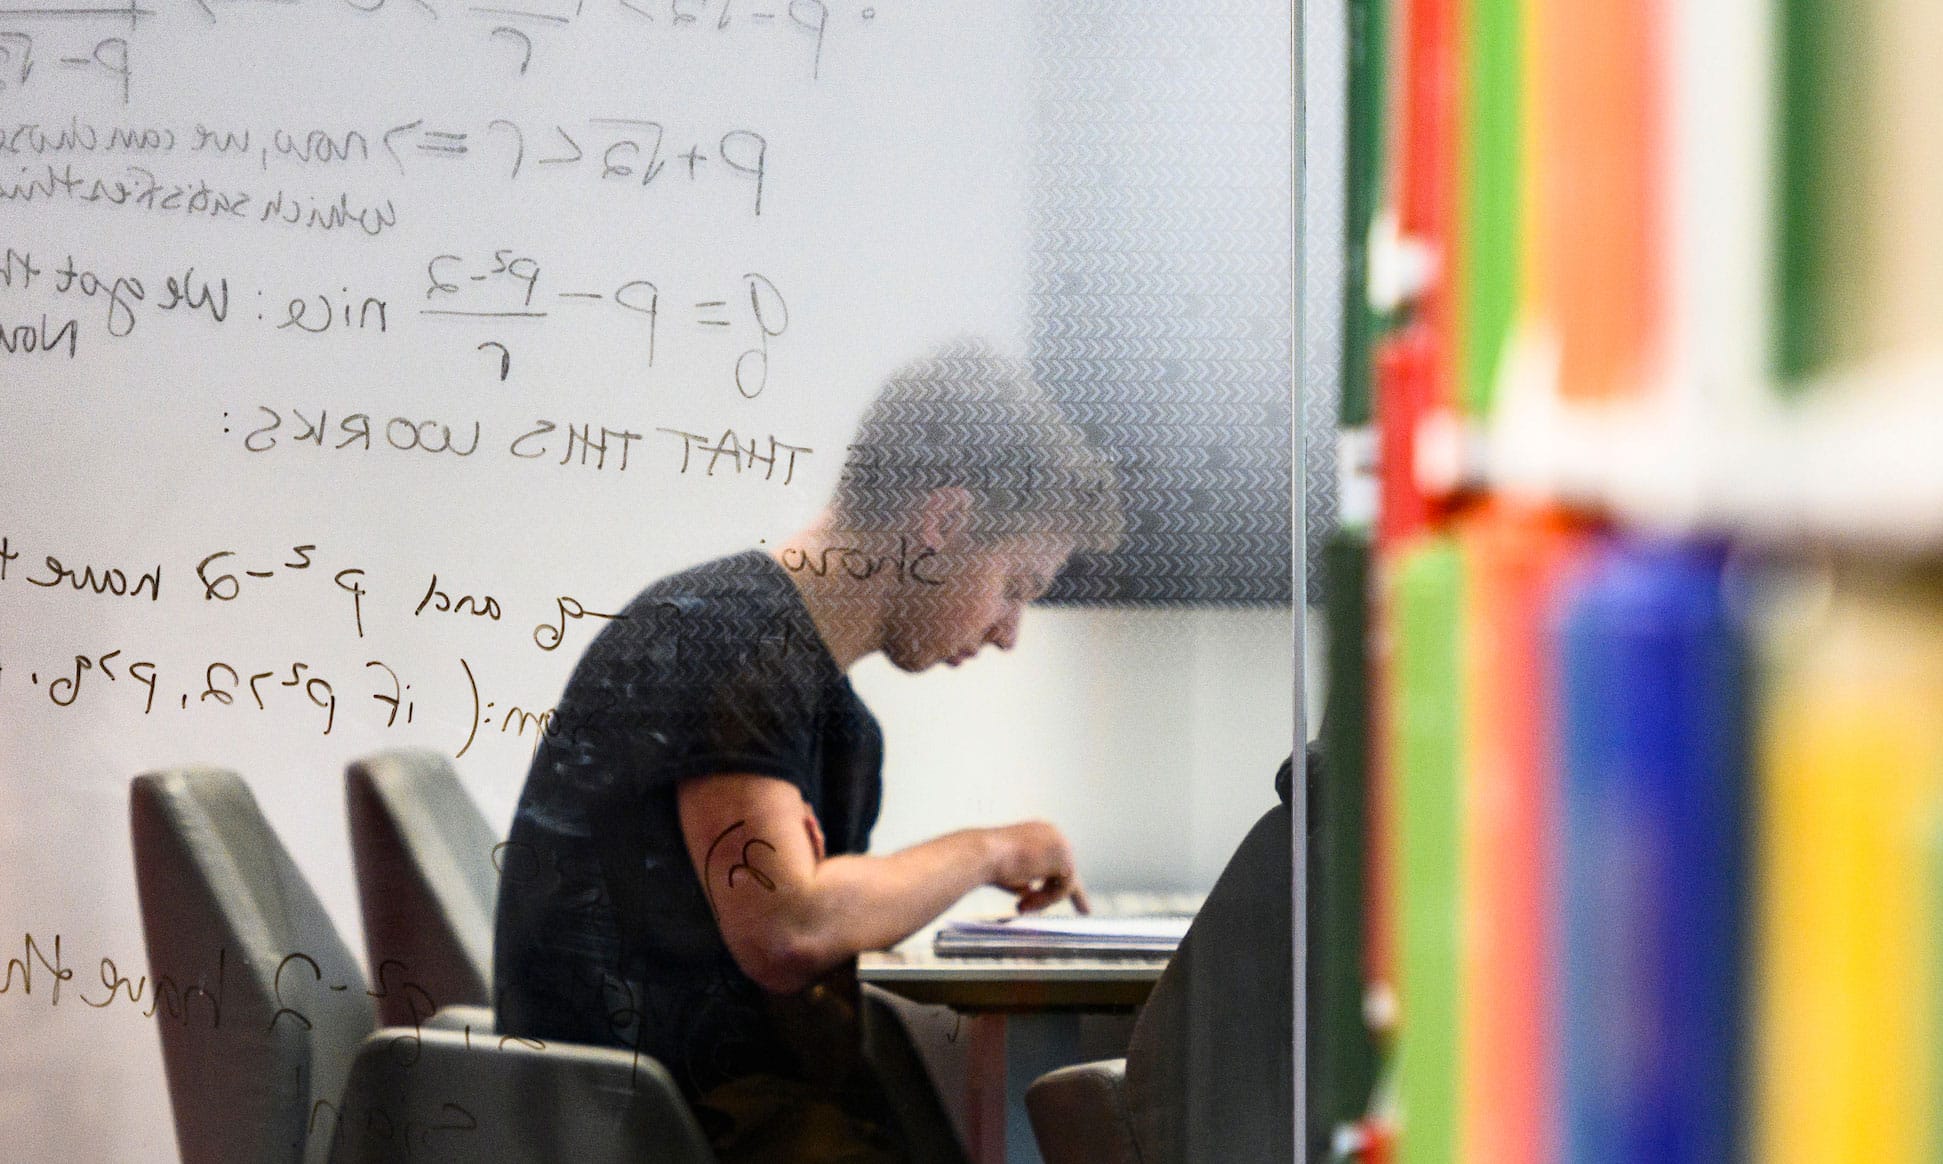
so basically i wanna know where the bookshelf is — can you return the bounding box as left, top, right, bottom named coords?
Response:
left=1438, top=351, right=1943, bottom=552
left=1312, top=0, right=1943, bottom=1161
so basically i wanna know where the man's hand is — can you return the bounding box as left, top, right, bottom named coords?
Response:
left=985, top=821, right=1090, bottom=914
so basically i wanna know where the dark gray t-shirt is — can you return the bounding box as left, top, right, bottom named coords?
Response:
left=492, top=550, right=884, bottom=1097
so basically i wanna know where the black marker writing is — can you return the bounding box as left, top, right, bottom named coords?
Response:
left=778, top=537, right=941, bottom=585
left=533, top=594, right=626, bottom=651
left=656, top=428, right=810, bottom=484
left=27, top=552, right=160, bottom=601
left=0, top=314, right=78, bottom=357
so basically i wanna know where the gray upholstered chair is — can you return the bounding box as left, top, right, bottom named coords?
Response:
left=1025, top=785, right=1295, bottom=1164
left=345, top=750, right=497, bottom=1027
left=132, top=767, right=382, bottom=1164
left=134, top=766, right=720, bottom=1164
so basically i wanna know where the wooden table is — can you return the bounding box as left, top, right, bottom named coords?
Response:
left=859, top=902, right=1192, bottom=1164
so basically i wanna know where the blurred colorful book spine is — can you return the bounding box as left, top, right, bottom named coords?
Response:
left=1322, top=0, right=1943, bottom=1160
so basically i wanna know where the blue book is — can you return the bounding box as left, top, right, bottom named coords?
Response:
left=1553, top=540, right=1747, bottom=1164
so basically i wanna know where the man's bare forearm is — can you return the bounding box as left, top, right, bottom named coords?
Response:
left=797, top=829, right=999, bottom=958
left=680, top=775, right=1082, bottom=994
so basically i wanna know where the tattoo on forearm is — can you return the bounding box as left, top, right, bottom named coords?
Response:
left=702, top=819, right=779, bottom=917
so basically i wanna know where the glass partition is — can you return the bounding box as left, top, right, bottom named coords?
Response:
left=0, top=2, right=1303, bottom=1160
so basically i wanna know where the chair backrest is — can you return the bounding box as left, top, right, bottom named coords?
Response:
left=330, top=1027, right=719, bottom=1164
left=1121, top=770, right=1296, bottom=1162
left=345, top=750, right=498, bottom=1026
left=131, top=768, right=378, bottom=1164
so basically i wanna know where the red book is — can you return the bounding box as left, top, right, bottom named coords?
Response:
left=1376, top=326, right=1444, bottom=552
left=1398, top=0, right=1462, bottom=410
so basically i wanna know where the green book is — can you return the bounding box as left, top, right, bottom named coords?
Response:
left=1342, top=0, right=1390, bottom=427
left=1309, top=530, right=1380, bottom=1160
left=1774, top=0, right=1867, bottom=384
left=1459, top=0, right=1522, bottom=415
left=1391, top=535, right=1466, bottom=1164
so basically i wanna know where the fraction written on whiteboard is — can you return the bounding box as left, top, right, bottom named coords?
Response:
left=0, top=0, right=885, bottom=103
left=0, top=243, right=793, bottom=401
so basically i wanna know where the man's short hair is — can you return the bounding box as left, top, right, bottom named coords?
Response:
left=833, top=339, right=1123, bottom=552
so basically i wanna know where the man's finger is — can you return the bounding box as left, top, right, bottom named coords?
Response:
left=1015, top=879, right=1060, bottom=913
left=1015, top=874, right=1086, bottom=915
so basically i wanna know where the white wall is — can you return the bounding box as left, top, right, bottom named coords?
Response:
left=855, top=604, right=1301, bottom=896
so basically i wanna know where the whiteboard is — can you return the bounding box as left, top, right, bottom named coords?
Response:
left=0, top=1, right=1295, bottom=1158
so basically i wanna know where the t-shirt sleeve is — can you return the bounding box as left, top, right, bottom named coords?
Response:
left=657, top=651, right=822, bottom=794
left=561, top=588, right=825, bottom=805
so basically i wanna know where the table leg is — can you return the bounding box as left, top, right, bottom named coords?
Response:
left=962, top=1013, right=1087, bottom=1164
left=965, top=1014, right=1009, bottom=1164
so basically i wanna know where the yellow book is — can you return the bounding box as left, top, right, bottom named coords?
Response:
left=1757, top=564, right=1943, bottom=1162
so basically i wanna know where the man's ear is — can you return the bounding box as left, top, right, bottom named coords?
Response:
left=916, top=487, right=975, bottom=549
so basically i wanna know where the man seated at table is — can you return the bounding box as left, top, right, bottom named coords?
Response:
left=493, top=340, right=1122, bottom=1163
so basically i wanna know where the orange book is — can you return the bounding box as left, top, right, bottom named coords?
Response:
left=1454, top=504, right=1588, bottom=1164
left=1537, top=0, right=1663, bottom=400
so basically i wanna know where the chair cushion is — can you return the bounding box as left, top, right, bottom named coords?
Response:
left=1025, top=1060, right=1139, bottom=1164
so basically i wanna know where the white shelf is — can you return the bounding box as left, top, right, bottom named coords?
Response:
left=1445, top=347, right=1943, bottom=554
